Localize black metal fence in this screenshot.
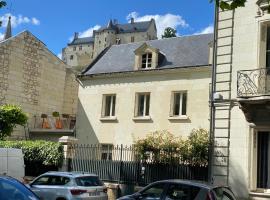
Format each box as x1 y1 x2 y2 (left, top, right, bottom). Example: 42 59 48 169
70 144 208 185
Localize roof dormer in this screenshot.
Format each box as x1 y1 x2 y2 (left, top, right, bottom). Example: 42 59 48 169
134 43 159 70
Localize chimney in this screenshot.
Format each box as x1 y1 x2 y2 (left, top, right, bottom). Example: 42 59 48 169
130 17 134 24
74 32 79 40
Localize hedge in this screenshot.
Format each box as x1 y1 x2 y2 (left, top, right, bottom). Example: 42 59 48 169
0 140 64 167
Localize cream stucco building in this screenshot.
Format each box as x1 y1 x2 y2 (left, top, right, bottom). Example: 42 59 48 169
76 34 213 147
62 18 157 72
0 21 78 141
210 0 270 199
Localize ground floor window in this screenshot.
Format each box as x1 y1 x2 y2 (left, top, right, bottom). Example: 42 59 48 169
257 132 270 188
101 144 113 160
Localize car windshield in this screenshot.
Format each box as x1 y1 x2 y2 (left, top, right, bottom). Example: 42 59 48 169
75 176 103 187
0 178 39 200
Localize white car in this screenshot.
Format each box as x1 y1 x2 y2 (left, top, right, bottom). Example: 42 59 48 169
28 171 108 200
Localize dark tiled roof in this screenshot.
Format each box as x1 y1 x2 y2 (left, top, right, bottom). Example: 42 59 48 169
68 37 94 46
83 34 213 76
96 21 152 34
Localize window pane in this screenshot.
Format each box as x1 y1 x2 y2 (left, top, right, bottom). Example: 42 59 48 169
165 184 201 200
105 96 111 116
267 26 270 51
266 52 270 68
257 132 270 188
112 96 116 116
142 63 146 68
75 176 103 186
182 93 187 115
141 183 165 200
147 63 152 68
148 53 152 58
145 94 150 116
138 95 145 116
173 93 180 116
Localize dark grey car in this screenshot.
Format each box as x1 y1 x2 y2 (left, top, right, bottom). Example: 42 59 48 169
118 180 237 200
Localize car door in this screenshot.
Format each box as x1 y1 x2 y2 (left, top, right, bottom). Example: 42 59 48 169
164 183 202 200
138 182 168 200
30 175 58 200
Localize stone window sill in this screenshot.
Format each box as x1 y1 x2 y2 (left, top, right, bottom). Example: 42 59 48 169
250 190 270 198
133 116 152 121
100 116 117 122
168 115 189 120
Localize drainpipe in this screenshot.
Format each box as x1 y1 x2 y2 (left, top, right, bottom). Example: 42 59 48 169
208 0 219 184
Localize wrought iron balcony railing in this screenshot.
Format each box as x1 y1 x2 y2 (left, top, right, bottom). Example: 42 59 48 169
237 68 270 98
31 114 76 132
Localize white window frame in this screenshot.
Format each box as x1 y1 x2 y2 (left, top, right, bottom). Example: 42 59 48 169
141 53 152 69
170 91 187 117
101 94 116 118
135 93 150 117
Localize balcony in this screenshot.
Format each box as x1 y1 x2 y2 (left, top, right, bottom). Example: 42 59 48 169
29 114 76 141
237 68 270 123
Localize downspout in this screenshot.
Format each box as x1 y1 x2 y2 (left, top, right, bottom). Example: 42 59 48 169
208 0 219 183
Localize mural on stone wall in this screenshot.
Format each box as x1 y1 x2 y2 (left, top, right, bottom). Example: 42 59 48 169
0 45 10 105
22 33 42 105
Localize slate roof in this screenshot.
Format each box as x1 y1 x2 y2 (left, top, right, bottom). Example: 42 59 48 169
96 20 152 34
68 37 94 46
82 34 213 76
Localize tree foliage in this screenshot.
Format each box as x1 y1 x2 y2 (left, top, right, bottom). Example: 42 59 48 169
211 0 246 10
134 129 209 166
162 27 177 38
0 1 6 26
0 104 28 140
0 140 64 166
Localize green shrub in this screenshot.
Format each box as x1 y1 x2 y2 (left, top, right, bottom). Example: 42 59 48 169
134 129 209 166
0 140 64 166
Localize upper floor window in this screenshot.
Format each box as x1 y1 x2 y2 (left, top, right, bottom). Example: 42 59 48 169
131 36 135 43
102 94 116 117
141 53 152 69
79 45 82 51
73 46 76 51
70 55 74 60
135 93 150 117
267 26 270 68
171 91 187 116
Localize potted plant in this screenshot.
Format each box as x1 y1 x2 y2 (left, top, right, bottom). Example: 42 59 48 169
41 114 50 129
52 111 62 129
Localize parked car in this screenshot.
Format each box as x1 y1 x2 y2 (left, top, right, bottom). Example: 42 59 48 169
28 171 108 200
118 179 237 200
0 175 40 200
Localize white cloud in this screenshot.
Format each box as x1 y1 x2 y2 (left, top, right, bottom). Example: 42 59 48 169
69 25 101 42
0 32 4 40
57 53 62 59
126 12 188 38
194 25 214 35
0 13 41 28
32 17 40 25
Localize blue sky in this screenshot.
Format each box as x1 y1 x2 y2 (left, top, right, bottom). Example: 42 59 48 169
0 0 214 57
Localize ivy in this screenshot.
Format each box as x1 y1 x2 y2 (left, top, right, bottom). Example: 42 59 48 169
0 140 64 166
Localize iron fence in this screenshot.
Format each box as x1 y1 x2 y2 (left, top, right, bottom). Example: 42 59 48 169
237 68 270 97
70 144 208 185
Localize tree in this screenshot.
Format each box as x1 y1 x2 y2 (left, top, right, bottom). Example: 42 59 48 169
162 27 177 39
211 0 246 10
0 104 28 140
0 1 6 26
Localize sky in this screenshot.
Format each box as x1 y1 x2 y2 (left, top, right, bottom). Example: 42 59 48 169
0 0 214 58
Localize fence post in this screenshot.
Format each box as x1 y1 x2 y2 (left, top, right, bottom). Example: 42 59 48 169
119 144 123 183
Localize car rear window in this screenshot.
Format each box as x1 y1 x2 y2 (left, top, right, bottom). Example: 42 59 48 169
75 176 103 187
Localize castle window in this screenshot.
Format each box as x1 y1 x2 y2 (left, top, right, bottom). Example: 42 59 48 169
105 37 107 42
70 55 74 60
141 53 152 69
131 36 135 43
79 46 82 50
73 47 76 51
